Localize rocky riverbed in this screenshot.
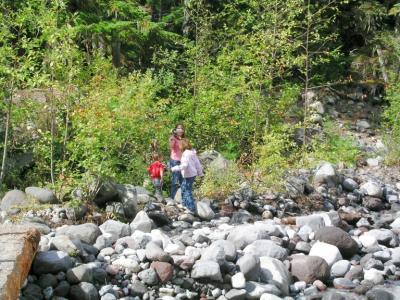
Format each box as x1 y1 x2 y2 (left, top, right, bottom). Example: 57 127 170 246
4 158 399 300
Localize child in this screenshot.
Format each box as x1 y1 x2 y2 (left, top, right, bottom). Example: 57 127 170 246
147 153 166 201
171 139 203 213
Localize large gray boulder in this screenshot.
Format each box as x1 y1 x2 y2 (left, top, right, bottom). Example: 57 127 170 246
130 211 153 233
227 224 270 250
197 200 215 220
291 255 330 283
25 187 58 204
314 227 359 258
50 235 85 257
56 223 101 245
115 184 138 219
360 181 383 198
191 260 222 282
236 254 260 281
0 189 29 212
99 220 130 243
70 282 99 300
259 257 291 296
309 241 342 267
314 163 338 186
243 240 287 260
33 251 74 275
93 180 118 206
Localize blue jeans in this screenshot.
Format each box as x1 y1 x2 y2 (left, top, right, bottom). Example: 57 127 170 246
170 159 183 199
181 176 196 212
152 178 163 199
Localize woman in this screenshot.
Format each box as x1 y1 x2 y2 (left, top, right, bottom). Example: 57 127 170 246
171 138 203 212
169 124 185 199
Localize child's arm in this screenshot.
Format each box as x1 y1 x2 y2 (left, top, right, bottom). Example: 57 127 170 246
194 155 204 177
171 152 188 171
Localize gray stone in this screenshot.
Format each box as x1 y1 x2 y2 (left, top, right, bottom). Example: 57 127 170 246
245 282 281 299
69 282 99 300
54 280 70 297
314 227 359 258
56 223 101 245
225 289 246 300
342 178 359 192
50 235 85 257
260 294 283 300
101 294 117 300
33 251 74 275
231 272 246 289
291 255 330 283
331 260 351 277
99 220 131 243
259 257 291 296
25 187 58 204
309 241 342 266
37 274 58 289
138 268 158 285
130 281 147 297
314 163 338 186
115 184 138 219
236 254 260 281
66 263 105 284
210 240 237 261
360 181 383 198
243 240 287 260
227 224 270 250
130 211 153 233
196 200 215 220
0 189 28 212
191 260 222 282
296 215 325 232
145 242 171 262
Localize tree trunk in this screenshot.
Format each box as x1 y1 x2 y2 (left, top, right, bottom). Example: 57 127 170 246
0 83 13 186
50 84 56 188
182 0 190 37
111 31 121 68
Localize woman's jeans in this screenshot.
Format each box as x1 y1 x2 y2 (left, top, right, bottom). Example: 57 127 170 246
181 176 196 212
170 159 183 199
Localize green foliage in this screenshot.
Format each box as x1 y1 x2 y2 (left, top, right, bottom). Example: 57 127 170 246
307 121 361 167
199 163 244 200
382 83 400 165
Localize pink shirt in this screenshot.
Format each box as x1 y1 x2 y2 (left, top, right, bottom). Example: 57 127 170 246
172 149 204 178
169 136 182 161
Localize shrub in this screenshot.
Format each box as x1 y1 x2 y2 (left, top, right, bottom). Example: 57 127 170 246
198 162 244 200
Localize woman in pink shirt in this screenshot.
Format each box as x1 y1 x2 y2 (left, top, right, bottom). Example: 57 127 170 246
169 124 185 199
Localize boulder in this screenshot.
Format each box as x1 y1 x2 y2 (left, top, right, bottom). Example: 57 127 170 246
138 268 158 285
245 282 281 299
227 224 270 250
56 223 101 245
69 282 99 300
314 163 338 186
191 260 222 282
0 190 28 212
145 242 171 262
114 184 138 219
196 201 215 220
309 241 343 266
296 215 325 232
50 235 85 257
259 257 291 296
236 254 260 281
360 181 383 199
209 240 237 261
243 240 287 260
363 197 385 211
331 260 351 278
32 251 74 275
130 211 153 233
342 178 359 192
291 256 330 283
93 180 118 206
231 272 246 289
25 187 58 204
99 220 130 243
314 227 358 258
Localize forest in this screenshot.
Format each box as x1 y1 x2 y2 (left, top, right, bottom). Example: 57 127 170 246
1 0 400 201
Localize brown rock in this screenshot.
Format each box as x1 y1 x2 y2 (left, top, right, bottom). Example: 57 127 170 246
339 211 362 224
281 217 296 225
291 256 330 283
150 261 173 283
0 225 40 300
314 226 359 258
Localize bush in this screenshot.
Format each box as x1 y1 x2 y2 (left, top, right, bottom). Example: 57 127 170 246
199 162 244 200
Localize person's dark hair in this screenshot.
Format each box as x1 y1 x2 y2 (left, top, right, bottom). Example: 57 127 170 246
152 152 161 161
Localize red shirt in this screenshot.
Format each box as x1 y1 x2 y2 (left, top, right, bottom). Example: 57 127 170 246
147 161 165 179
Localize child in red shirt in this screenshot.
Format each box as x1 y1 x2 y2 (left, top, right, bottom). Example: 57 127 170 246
147 153 166 201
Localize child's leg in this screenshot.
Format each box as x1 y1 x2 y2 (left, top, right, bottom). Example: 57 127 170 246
153 179 163 199
182 177 196 212
170 160 181 199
